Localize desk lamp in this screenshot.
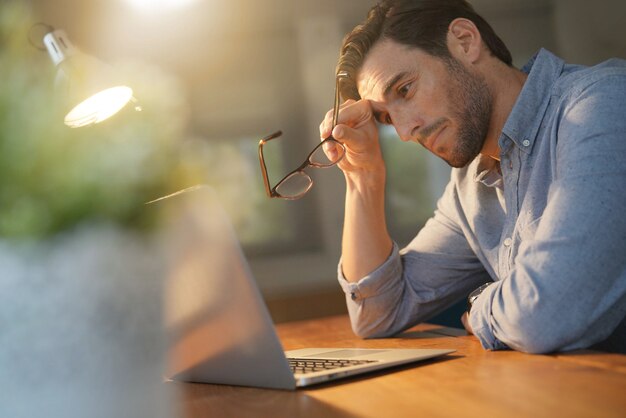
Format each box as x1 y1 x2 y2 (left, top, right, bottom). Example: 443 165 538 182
42 28 134 128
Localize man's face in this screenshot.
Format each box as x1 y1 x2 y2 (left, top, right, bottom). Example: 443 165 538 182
357 39 493 168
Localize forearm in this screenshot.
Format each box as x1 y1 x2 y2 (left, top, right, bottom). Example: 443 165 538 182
338 177 493 338
341 169 393 282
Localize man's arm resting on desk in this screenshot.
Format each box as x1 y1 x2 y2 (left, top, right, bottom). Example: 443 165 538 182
338 180 492 339
469 77 626 354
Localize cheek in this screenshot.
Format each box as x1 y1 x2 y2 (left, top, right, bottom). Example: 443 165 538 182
417 84 449 118
403 94 435 124
441 85 467 124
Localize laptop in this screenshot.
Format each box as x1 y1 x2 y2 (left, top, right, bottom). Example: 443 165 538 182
153 186 454 390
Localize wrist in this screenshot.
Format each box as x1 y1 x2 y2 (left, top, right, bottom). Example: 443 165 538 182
467 282 493 313
344 167 386 194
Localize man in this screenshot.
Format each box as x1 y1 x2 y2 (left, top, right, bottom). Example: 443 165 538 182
319 0 626 353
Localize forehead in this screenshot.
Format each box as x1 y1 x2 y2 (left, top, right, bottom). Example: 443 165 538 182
357 39 430 100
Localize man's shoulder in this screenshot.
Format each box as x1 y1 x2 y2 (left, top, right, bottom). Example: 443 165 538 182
550 57 626 160
554 57 626 100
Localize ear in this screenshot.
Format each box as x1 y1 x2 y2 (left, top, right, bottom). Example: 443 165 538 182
447 18 482 64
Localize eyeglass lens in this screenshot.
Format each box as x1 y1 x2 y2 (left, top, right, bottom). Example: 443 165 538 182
275 171 312 199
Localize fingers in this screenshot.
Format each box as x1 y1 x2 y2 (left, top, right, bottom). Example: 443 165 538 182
322 139 342 163
461 312 473 335
323 142 344 163
319 99 361 140
331 124 358 144
329 100 376 148
318 98 381 173
319 109 333 140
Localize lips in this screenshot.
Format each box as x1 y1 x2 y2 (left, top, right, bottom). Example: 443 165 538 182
425 125 447 151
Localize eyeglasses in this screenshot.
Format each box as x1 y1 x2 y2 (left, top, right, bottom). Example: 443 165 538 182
258 71 348 200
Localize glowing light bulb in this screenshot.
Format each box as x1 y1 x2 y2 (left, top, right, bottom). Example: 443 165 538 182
43 29 135 128
64 86 134 128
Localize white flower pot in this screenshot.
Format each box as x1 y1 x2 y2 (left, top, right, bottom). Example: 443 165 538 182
0 224 171 418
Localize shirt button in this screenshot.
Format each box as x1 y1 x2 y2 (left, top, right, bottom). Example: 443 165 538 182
522 139 530 147
503 237 512 247
350 292 357 301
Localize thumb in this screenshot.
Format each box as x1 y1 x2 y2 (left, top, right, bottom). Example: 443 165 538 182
332 125 345 139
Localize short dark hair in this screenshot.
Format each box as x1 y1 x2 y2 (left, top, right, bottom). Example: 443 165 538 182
337 0 512 100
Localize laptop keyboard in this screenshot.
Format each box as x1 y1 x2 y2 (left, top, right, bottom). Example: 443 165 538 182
288 358 378 374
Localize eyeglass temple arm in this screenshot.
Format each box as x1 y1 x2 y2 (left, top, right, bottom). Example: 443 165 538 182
258 131 283 198
332 71 349 129
259 71 348 198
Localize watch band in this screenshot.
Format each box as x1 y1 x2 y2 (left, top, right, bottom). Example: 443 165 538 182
467 282 493 313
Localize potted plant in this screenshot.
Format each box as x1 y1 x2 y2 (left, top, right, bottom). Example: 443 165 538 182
0 3 189 417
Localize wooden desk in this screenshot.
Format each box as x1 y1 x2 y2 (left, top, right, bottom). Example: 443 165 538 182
169 315 626 417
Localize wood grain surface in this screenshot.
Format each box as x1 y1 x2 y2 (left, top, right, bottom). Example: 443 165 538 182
169 315 626 418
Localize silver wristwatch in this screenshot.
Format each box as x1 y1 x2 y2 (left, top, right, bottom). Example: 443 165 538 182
467 282 493 313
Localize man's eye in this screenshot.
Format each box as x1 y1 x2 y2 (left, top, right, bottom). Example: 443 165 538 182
398 83 411 97
384 114 392 124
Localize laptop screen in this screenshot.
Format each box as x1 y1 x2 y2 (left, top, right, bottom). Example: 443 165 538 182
154 187 296 389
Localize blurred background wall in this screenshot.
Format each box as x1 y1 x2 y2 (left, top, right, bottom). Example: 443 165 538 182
14 0 626 323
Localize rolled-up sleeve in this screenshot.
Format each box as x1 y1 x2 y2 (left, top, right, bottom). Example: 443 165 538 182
338 181 492 339
337 243 404 338
338 242 403 303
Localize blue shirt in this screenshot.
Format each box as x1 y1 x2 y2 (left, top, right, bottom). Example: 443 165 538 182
337 49 626 353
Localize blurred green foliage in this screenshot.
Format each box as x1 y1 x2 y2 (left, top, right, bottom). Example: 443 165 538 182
0 2 189 239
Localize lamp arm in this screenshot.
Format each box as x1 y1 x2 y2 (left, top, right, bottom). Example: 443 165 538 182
43 29 79 66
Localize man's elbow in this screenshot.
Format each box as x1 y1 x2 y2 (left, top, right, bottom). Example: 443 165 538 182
500 317 570 354
350 316 400 339
351 322 393 339
510 335 560 354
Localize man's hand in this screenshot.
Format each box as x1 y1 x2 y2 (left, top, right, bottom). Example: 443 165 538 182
319 99 384 176
461 312 474 335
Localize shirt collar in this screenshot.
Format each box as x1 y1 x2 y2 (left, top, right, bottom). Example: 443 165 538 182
473 154 503 189
500 49 565 155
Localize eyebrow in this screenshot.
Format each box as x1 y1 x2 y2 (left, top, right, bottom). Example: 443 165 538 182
372 72 407 124
382 72 407 99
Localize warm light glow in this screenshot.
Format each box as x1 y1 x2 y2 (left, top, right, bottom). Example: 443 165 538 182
64 86 134 128
124 0 198 13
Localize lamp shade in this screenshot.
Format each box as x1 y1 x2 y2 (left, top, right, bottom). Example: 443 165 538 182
43 29 134 128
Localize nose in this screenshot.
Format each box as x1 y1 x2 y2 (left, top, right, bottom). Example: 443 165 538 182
390 109 422 143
